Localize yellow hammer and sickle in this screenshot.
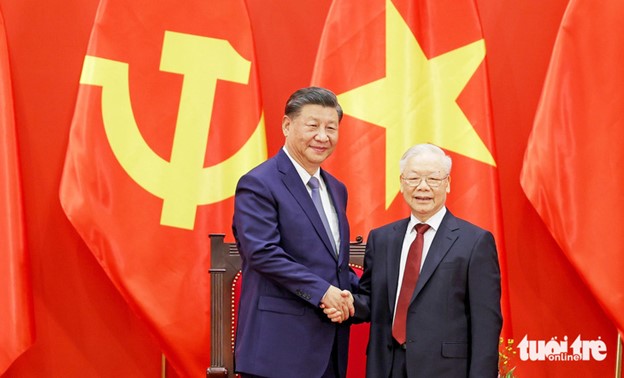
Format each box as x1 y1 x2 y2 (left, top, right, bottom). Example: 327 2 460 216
79 31 267 230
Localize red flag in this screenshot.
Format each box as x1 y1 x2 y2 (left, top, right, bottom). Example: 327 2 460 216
312 0 512 341
59 0 266 375
0 8 35 375
521 0 624 333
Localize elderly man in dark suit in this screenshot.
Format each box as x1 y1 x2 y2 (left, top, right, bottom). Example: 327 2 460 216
232 87 358 378
329 143 502 377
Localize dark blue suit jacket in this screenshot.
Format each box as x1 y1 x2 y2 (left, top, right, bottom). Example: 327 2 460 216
232 149 357 378
353 210 502 377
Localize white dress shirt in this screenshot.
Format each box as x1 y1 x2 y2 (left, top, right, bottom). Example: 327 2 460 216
393 207 447 320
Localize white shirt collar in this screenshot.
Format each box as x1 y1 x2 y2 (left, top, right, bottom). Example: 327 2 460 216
283 146 322 185
408 207 446 232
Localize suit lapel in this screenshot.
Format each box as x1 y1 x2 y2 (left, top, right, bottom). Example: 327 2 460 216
277 151 338 261
412 212 459 301
386 219 410 314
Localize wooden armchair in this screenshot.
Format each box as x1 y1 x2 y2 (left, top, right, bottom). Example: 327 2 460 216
207 233 369 377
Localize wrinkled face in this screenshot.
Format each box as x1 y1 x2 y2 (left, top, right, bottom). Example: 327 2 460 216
282 104 339 174
400 153 451 222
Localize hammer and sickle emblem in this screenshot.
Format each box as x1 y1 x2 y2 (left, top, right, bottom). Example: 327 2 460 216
79 31 267 230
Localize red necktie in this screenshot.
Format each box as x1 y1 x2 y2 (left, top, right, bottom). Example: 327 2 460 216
392 223 430 345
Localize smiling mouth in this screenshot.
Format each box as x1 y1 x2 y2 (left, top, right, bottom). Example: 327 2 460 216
310 146 327 153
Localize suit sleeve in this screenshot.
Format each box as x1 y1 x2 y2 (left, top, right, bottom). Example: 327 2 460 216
468 230 503 377
352 230 376 323
233 173 332 306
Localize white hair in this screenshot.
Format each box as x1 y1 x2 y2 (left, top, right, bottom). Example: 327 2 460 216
399 143 452 174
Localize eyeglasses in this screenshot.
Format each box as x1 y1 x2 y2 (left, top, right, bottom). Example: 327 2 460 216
401 174 448 188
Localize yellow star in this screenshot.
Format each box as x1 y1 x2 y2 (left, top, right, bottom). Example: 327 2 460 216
337 0 496 208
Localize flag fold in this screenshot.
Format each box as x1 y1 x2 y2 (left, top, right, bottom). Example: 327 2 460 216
521 0 624 333
0 8 35 375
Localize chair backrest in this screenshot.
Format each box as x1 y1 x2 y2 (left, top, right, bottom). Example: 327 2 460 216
207 233 368 377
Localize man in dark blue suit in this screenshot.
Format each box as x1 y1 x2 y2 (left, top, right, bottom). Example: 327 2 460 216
330 143 502 377
232 87 358 378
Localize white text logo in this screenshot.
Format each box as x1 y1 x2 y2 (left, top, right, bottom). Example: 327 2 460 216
517 335 607 361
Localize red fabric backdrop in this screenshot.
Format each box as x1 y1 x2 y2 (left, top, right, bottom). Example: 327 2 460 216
0 0 618 377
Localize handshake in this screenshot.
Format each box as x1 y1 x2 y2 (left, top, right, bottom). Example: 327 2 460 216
320 285 355 323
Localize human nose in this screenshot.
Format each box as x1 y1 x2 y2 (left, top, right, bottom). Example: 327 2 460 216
415 178 431 189
315 127 330 142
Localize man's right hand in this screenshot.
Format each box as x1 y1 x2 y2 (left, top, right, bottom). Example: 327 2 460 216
320 286 354 323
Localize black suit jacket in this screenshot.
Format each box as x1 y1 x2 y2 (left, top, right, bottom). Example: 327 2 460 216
353 210 502 377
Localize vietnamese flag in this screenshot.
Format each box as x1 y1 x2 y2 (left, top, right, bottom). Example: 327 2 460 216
0 8 35 375
312 0 512 339
521 0 624 333
59 0 266 375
